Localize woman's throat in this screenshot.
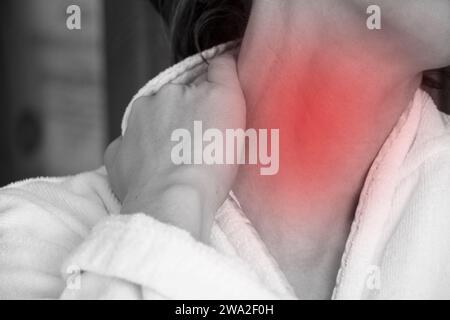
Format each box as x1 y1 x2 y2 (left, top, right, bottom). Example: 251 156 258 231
238 52 419 192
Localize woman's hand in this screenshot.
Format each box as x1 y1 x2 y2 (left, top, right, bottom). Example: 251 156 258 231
104 54 246 242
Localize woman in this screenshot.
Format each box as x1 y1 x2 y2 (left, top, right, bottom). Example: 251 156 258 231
0 0 449 299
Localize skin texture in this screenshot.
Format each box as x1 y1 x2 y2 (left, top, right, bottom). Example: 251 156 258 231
104 54 246 242
105 0 450 299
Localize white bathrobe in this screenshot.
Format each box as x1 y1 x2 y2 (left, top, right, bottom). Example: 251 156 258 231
0 42 449 300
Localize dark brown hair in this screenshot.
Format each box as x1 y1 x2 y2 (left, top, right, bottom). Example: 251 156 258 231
150 0 251 63
150 0 448 90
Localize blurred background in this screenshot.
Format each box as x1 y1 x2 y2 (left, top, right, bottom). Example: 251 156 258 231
0 0 170 186
0 0 449 187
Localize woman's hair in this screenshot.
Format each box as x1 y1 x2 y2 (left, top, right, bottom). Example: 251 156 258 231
149 0 448 90
149 0 251 63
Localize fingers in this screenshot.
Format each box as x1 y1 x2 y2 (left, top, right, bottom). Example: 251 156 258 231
192 73 208 86
207 53 241 90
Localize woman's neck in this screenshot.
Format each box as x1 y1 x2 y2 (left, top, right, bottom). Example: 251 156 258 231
235 0 422 220
234 0 422 298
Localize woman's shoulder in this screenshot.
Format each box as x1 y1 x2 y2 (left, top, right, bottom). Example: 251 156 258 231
0 167 117 298
402 90 450 173
395 90 450 219
0 167 119 227
2 167 118 207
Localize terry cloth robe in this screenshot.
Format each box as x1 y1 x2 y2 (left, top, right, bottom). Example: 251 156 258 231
0 42 449 300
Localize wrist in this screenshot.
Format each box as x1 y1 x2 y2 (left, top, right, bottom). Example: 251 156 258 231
121 184 208 241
